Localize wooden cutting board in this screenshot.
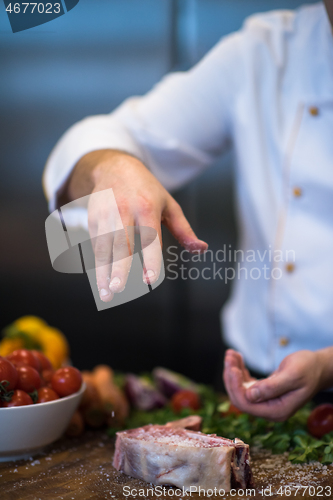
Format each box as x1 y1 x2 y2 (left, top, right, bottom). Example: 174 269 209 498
0 431 332 500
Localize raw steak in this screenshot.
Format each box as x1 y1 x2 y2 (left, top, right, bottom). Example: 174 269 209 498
113 423 253 491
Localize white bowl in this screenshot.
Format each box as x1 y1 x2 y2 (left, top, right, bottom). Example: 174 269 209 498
0 382 85 462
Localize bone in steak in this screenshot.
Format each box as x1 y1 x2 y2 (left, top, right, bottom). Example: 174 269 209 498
113 423 253 491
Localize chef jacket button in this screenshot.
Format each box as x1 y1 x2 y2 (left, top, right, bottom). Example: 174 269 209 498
286 263 295 273
309 106 319 116
279 337 290 347
293 187 302 197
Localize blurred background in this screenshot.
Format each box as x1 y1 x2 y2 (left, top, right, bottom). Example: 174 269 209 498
0 0 313 385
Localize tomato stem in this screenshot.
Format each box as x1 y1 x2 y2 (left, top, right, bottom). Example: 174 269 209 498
0 380 14 402
28 389 38 404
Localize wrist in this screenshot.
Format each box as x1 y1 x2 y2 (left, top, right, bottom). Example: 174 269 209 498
66 149 129 201
92 150 147 192
91 150 130 188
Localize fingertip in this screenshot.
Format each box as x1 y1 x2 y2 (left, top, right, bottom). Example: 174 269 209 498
226 348 236 354
224 352 236 369
183 240 208 254
226 348 241 358
225 350 243 371
245 386 260 403
109 277 125 293
143 269 158 285
234 350 244 361
99 288 114 302
225 349 235 360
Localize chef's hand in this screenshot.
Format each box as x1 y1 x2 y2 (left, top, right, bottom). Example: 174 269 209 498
61 149 208 302
223 348 325 421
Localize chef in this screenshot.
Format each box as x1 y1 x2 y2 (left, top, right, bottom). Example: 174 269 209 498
43 1 333 421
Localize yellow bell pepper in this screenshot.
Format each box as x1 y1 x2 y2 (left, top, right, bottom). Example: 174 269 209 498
37 327 69 369
14 315 47 333
0 338 23 357
0 316 70 369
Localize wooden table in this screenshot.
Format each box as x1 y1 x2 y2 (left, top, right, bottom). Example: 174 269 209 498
0 431 332 500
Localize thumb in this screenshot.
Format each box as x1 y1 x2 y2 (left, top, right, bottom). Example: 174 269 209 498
163 199 208 253
245 371 298 403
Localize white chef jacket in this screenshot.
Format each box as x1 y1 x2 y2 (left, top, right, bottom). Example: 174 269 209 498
43 2 333 374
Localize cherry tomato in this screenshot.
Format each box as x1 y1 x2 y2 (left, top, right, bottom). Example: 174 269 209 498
7 349 41 372
37 387 59 403
31 351 52 371
220 403 243 417
171 390 201 413
51 367 82 397
307 404 333 438
41 368 55 386
16 365 41 393
0 356 18 392
2 390 33 407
